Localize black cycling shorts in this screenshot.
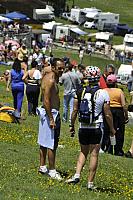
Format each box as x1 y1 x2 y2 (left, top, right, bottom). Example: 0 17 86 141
78 128 103 145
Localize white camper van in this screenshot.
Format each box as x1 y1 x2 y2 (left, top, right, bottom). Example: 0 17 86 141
96 12 119 31
95 32 113 49
52 24 87 40
33 5 55 21
84 12 119 30
117 64 133 84
70 7 101 26
113 34 133 53
84 8 101 29
69 8 87 25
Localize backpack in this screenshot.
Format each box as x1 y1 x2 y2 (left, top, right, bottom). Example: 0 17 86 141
78 85 100 124
0 106 20 123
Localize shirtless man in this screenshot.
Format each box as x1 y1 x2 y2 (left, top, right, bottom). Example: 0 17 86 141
38 58 65 180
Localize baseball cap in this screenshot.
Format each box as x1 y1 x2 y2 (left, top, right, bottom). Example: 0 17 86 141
107 74 117 83
71 60 77 66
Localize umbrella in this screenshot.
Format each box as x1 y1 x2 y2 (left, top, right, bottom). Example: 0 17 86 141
0 16 13 22
5 40 20 48
5 11 28 20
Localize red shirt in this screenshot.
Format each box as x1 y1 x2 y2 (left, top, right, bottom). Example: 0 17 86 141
99 75 107 89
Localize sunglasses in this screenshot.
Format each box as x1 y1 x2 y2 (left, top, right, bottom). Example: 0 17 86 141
108 72 114 75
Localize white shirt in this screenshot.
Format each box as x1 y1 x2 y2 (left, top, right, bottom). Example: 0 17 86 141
80 89 110 128
33 53 43 65
33 70 42 80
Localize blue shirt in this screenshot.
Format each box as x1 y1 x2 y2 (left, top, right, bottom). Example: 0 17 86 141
11 69 24 89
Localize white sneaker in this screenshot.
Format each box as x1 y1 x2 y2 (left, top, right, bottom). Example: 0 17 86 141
99 148 104 153
87 183 97 190
38 166 48 175
65 175 80 184
48 170 62 181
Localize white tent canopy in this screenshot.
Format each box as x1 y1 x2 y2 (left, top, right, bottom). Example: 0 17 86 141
113 44 133 53
35 8 53 15
0 16 12 22
43 21 62 30
124 34 133 43
118 64 133 76
96 32 113 40
70 27 87 35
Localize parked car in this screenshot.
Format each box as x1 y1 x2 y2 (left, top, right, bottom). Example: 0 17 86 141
102 23 133 36
60 12 70 20
84 21 96 29
113 24 133 36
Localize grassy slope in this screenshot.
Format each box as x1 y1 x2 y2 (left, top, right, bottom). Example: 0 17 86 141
0 51 133 200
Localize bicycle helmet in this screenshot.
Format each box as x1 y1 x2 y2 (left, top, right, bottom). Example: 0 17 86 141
85 66 101 82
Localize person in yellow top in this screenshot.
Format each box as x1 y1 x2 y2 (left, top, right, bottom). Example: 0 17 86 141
17 44 28 62
105 74 128 156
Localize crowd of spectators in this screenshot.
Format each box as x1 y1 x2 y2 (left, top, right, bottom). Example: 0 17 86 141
0 21 30 37
0 30 132 189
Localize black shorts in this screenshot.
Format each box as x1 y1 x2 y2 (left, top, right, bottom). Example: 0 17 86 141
54 113 61 149
78 128 103 145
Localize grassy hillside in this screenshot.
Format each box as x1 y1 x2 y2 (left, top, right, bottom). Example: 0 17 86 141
67 0 133 27
0 50 133 200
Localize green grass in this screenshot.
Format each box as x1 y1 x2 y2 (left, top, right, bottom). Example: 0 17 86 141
0 51 133 200
52 47 121 71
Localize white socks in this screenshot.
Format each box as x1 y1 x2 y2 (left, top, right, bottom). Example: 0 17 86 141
74 173 80 179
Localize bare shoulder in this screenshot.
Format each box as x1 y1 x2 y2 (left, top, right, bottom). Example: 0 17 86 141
41 72 55 90
43 66 51 74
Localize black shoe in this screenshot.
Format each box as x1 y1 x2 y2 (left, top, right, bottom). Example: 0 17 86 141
125 151 133 158
115 151 124 156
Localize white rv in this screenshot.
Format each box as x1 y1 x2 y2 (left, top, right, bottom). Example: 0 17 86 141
84 8 101 29
117 64 133 84
113 34 133 53
54 25 71 40
70 7 101 25
96 12 119 30
84 12 119 30
69 8 87 25
95 32 114 49
33 5 55 21
52 24 87 40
